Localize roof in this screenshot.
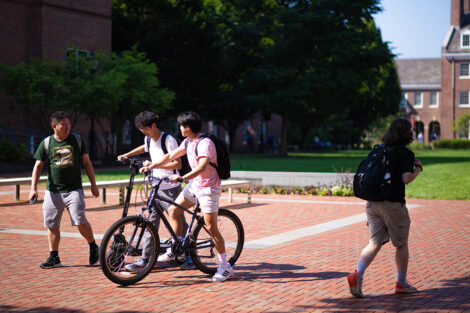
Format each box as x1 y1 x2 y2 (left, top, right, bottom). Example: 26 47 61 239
394 58 441 90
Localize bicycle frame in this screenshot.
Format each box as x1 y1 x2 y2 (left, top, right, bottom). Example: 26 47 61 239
145 175 204 256
121 158 142 219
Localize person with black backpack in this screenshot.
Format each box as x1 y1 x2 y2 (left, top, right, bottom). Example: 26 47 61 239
347 118 423 298
117 111 189 271
140 111 234 282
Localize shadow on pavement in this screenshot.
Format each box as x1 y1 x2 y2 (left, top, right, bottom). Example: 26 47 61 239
0 306 83 313
0 306 148 313
222 202 264 210
230 262 349 282
291 275 470 312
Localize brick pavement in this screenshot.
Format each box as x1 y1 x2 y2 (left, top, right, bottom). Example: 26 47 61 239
0 186 469 312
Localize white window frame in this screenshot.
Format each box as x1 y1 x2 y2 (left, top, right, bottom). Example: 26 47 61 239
460 63 470 78
413 92 423 108
459 91 470 107
461 31 470 48
429 91 439 108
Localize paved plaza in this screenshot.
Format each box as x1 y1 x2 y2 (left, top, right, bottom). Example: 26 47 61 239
0 184 469 312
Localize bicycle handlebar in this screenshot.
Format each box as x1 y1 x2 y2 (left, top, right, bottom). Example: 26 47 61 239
118 157 143 169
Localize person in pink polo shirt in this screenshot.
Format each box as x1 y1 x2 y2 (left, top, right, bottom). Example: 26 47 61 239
141 111 234 282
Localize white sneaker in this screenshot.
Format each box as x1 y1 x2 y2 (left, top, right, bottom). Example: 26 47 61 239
157 248 185 263
124 259 148 272
212 265 234 282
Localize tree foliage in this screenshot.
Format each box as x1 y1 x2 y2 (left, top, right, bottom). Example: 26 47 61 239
112 0 400 153
0 49 174 154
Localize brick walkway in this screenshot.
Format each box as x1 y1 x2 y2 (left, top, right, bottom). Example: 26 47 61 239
0 186 469 312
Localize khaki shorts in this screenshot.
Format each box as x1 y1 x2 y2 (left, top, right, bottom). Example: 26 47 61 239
43 189 88 228
182 182 221 214
366 201 411 247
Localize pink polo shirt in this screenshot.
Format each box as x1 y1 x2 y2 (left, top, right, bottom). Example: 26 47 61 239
181 134 221 188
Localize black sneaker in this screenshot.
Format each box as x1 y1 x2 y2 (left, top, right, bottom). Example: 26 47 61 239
40 255 62 269
89 244 99 265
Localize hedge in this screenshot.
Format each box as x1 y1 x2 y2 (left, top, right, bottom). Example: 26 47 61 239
433 139 470 149
0 139 27 163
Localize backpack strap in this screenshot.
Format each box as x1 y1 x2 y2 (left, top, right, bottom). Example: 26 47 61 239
146 136 151 152
43 136 51 156
160 132 169 154
160 132 176 174
195 134 217 169
72 133 82 155
43 133 82 161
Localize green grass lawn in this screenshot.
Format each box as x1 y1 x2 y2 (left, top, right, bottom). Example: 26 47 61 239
87 149 470 200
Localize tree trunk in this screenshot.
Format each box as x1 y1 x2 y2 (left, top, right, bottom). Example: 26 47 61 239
280 111 289 156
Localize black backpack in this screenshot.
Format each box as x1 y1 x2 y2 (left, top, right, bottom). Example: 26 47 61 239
353 144 395 201
146 132 191 176
187 133 231 180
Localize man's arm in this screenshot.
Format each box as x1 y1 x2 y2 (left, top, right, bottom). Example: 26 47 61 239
402 159 423 184
141 146 186 173
180 156 209 181
82 153 99 197
117 145 146 160
28 160 44 202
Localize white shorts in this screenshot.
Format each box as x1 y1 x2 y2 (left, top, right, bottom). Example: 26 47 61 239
182 182 221 213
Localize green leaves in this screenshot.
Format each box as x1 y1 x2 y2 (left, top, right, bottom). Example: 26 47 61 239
0 49 174 134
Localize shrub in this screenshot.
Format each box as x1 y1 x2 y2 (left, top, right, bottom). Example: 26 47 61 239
433 139 470 149
0 139 27 163
330 185 354 196
409 142 433 150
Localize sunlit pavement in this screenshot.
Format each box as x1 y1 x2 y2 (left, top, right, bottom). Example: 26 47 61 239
0 185 469 312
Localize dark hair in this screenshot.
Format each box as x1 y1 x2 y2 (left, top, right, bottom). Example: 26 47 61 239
50 111 69 124
134 111 159 129
177 111 201 133
381 118 413 147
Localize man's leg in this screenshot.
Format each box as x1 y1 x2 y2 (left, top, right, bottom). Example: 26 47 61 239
41 190 64 268
168 193 193 237
65 190 99 265
47 228 61 251
203 212 225 254
395 244 409 277
357 240 382 276
77 223 95 243
157 193 194 262
205 212 235 282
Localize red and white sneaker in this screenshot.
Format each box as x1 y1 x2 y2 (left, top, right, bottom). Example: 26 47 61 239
347 270 363 298
395 281 418 294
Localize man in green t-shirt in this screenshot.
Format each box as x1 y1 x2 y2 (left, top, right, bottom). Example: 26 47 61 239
28 111 100 269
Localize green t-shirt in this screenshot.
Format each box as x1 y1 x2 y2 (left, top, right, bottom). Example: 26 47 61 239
34 134 88 193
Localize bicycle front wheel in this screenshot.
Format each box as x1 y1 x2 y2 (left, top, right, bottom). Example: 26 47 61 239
99 215 159 285
190 208 244 275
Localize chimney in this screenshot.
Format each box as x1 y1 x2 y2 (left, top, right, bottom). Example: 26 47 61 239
451 0 463 26
465 0 470 14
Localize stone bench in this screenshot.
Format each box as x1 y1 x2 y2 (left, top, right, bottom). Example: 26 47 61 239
0 177 252 205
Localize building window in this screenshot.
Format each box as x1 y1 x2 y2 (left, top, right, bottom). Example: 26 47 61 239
429 92 438 108
413 92 423 108
459 91 470 107
460 63 470 77
462 33 470 48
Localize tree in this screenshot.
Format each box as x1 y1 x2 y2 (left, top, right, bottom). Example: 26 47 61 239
247 0 400 153
0 49 174 157
453 113 470 138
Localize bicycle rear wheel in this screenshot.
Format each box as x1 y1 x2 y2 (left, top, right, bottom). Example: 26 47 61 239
190 208 244 275
99 215 159 285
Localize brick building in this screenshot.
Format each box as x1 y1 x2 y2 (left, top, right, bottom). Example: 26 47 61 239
396 0 470 143
0 0 111 155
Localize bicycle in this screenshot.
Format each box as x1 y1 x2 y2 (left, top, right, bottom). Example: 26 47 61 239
99 158 245 285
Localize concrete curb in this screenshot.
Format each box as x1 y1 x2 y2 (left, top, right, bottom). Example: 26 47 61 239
230 170 354 187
